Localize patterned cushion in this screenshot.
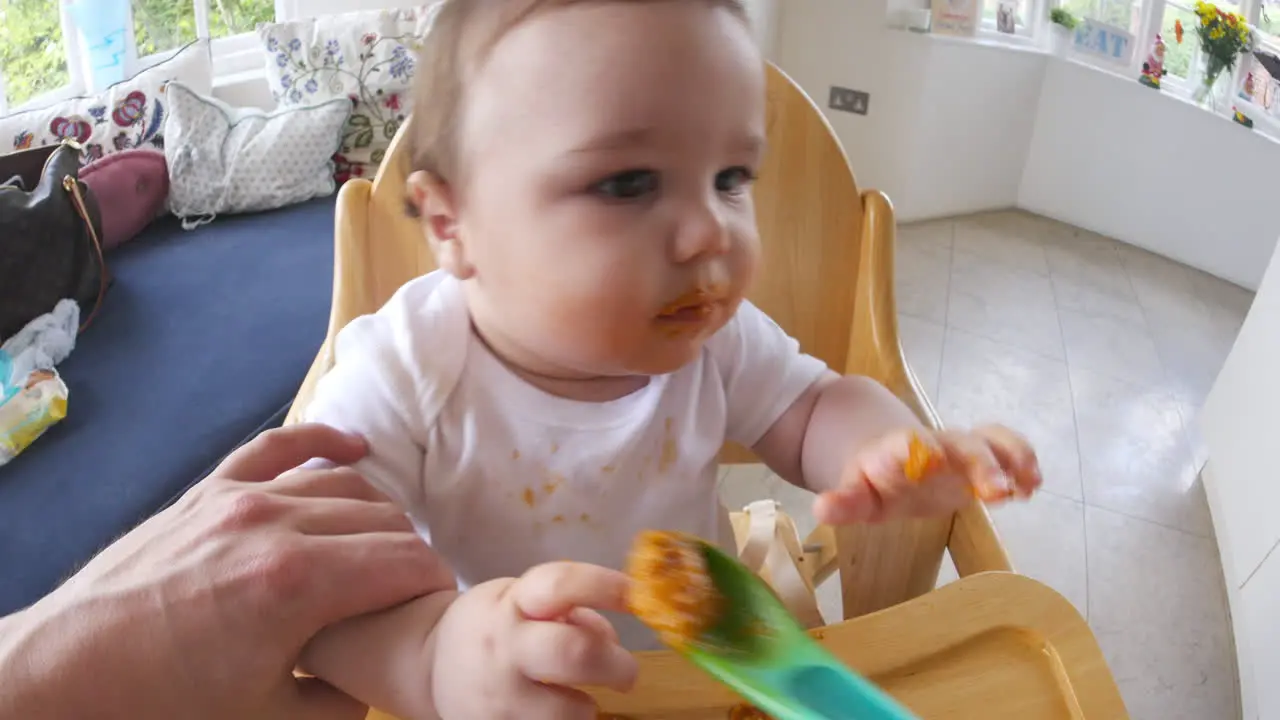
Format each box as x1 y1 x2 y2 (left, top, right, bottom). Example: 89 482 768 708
162 82 351 225
257 5 439 182
0 41 212 164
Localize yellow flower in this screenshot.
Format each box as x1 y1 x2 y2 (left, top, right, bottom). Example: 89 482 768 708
1210 26 1225 39
1202 15 1211 26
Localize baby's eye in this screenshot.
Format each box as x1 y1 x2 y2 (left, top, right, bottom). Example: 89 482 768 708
592 170 659 200
715 166 756 194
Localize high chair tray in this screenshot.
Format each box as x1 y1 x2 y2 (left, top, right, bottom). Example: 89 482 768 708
367 571 1127 720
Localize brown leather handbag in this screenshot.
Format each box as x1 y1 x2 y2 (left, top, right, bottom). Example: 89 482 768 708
0 140 108 342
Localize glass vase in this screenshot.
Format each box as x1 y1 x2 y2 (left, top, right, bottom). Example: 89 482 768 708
1193 56 1230 113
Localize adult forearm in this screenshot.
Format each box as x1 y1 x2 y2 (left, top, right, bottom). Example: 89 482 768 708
799 375 921 493
0 601 98 719
300 589 458 720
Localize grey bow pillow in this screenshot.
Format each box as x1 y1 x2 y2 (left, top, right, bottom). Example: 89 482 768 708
162 81 352 227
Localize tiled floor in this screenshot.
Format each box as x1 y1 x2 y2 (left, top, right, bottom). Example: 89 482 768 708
718 210 1254 720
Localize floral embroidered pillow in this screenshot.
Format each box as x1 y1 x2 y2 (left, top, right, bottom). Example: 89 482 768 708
0 41 212 164
258 5 438 183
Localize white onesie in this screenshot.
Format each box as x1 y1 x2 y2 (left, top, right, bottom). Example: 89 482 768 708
304 270 828 649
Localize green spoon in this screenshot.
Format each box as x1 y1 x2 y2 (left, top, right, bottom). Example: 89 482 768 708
672 539 921 720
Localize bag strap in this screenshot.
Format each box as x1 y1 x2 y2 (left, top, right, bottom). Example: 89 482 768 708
62 175 108 333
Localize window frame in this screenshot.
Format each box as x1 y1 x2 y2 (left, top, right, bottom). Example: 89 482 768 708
1049 0 1149 71
979 0 1049 45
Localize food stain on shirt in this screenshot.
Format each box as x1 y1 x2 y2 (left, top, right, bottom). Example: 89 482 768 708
542 471 565 496
658 417 678 474
552 514 566 523
580 512 591 523
522 487 536 507
512 449 520 460
601 464 616 474
550 441 560 454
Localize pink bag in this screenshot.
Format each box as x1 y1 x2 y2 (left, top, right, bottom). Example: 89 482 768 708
79 148 169 250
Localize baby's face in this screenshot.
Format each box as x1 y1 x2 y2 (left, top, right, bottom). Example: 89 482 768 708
451 1 765 378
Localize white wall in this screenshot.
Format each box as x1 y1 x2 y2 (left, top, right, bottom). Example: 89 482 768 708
773 1 1045 222
1020 58 1280 290
774 0 1280 288
1201 236 1280 720
900 38 1046 220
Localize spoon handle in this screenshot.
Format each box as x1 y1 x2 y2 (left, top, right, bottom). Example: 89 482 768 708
782 663 919 720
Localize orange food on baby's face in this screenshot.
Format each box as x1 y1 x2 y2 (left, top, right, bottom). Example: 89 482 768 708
625 530 723 648
902 433 942 482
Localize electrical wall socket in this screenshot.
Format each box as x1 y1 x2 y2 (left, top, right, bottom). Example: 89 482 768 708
828 86 870 115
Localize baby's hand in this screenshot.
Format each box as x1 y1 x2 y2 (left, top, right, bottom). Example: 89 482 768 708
813 424 1042 524
430 562 637 720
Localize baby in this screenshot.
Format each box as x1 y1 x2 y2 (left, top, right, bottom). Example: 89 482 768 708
301 0 1042 718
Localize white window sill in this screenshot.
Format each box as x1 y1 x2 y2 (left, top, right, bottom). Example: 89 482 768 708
213 67 267 88
888 25 1050 57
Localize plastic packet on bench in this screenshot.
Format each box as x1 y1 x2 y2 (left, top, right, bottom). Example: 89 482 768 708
0 362 69 468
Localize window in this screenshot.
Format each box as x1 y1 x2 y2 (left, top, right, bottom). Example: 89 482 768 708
983 0 1034 34
1256 0 1280 32
1061 0 1144 33
1243 3 1280 112
0 0 273 113
1161 1 1199 80
133 0 273 57
0 0 72 109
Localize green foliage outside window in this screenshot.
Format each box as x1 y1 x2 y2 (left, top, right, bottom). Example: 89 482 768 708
1162 4 1197 78
0 0 273 110
0 0 70 108
132 0 274 57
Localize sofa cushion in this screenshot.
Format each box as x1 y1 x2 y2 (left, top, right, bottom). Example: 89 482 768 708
0 196 335 615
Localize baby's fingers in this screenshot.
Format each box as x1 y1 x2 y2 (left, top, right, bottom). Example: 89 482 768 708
514 619 638 692
973 424 1042 497
513 562 631 621
517 683 601 720
938 430 1011 501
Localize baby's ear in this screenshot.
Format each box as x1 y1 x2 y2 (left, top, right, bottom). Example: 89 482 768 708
407 170 474 279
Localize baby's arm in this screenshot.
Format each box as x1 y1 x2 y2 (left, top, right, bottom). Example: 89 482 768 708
718 302 1040 523
752 373 921 493
301 590 458 717
297 311 457 716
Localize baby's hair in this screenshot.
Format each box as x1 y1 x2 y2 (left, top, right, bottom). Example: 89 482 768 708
406 0 748 211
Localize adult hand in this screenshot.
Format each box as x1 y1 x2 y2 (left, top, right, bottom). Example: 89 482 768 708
0 423 453 720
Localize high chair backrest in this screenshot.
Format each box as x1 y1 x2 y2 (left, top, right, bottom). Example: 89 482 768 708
289 62 1008 621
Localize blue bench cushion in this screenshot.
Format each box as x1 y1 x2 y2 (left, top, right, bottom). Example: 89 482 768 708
0 197 336 615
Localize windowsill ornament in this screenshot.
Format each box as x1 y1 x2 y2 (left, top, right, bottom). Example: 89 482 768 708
1139 33 1169 89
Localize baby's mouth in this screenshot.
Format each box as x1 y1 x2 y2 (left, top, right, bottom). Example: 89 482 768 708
656 288 726 324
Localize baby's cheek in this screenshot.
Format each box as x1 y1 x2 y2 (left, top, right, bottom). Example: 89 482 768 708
514 292 640 361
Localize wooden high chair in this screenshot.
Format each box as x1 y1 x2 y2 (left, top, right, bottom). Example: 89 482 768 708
287 63 1127 719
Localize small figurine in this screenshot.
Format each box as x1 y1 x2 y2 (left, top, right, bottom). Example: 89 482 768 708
1139 33 1168 89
